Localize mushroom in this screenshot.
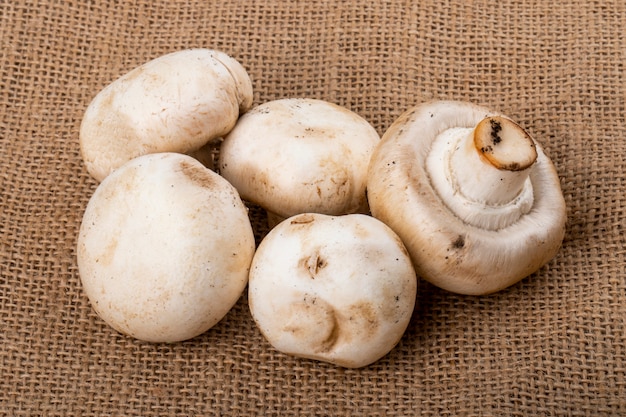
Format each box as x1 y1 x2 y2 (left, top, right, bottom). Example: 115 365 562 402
80 48 253 182
367 100 566 295
218 98 381 227
248 213 417 368
76 152 256 342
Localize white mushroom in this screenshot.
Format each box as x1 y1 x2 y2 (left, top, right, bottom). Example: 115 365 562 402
248 213 417 368
76 153 256 342
367 100 566 295
80 48 253 182
218 98 380 227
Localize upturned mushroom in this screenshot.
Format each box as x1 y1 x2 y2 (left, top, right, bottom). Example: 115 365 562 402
367 100 566 295
76 153 256 342
218 98 381 226
80 48 253 182
248 213 417 368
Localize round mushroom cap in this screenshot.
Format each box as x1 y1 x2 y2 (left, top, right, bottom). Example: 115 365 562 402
248 213 417 368
76 153 256 342
218 98 381 220
80 48 253 182
367 100 567 295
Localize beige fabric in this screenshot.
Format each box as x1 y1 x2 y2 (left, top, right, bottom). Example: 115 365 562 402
1 0 625 414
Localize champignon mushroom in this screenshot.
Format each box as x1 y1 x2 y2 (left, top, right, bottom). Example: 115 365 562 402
248 213 417 368
367 100 566 295
80 48 253 182
76 152 256 342
218 98 381 227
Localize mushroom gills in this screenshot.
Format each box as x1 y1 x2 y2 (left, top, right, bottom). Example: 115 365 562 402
426 116 537 230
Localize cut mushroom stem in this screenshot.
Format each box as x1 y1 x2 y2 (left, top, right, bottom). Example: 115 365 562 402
427 116 538 230
473 116 538 173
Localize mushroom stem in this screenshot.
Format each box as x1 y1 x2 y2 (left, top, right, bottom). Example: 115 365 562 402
426 116 538 230
453 116 537 205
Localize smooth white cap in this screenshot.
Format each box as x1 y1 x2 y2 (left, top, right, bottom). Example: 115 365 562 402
77 153 256 342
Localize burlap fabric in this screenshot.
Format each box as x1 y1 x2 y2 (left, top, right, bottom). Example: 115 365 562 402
1 0 625 415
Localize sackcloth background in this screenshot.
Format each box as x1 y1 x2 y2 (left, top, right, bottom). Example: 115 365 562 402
1 0 625 415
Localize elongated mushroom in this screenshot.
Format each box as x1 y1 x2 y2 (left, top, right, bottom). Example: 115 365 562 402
218 98 380 227
80 48 253 182
76 153 256 342
367 100 566 295
248 213 417 368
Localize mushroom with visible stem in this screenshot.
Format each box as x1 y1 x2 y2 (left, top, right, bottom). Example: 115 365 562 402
367 100 566 295
218 98 381 228
76 153 256 342
248 213 417 368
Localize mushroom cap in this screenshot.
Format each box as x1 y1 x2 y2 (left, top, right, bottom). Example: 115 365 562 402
76 153 256 342
80 48 253 182
248 213 417 368
218 98 381 219
367 100 567 295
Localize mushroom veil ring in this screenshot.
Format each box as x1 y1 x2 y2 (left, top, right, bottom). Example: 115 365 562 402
367 100 566 295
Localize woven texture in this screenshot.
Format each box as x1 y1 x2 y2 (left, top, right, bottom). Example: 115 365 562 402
1 0 625 415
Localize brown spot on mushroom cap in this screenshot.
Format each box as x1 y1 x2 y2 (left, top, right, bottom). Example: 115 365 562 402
299 251 327 279
97 237 119 267
345 301 379 341
380 285 410 323
289 213 316 226
451 235 465 249
179 159 216 188
281 297 339 354
80 101 145 182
